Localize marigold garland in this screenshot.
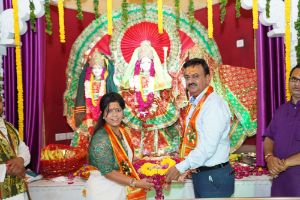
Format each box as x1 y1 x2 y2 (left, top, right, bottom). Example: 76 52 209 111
207 0 213 38
235 0 241 18
295 0 300 64
107 0 113 35
45 0 52 35
252 0 258 29
157 0 163 34
285 0 291 100
139 157 176 176
12 0 24 140
29 0 37 31
76 0 83 20
58 0 65 43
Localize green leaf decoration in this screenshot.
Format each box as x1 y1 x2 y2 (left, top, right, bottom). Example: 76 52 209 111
175 0 180 27
189 0 195 29
45 0 52 35
93 0 100 19
122 0 129 26
235 0 241 18
29 0 37 31
141 0 146 18
76 0 83 20
220 0 227 23
266 0 270 18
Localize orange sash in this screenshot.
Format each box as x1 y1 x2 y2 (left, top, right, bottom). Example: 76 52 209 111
104 124 146 200
180 86 214 158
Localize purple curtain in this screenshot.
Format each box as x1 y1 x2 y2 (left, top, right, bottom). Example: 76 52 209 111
256 23 286 166
3 0 45 173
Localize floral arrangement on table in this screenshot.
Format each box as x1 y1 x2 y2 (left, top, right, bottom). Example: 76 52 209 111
133 157 180 200
230 153 269 179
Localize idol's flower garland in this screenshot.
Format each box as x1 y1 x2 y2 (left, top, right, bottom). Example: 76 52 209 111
29 0 37 31
285 0 291 100
207 0 213 38
266 0 270 18
58 0 65 43
93 0 100 19
134 60 155 113
76 0 83 20
220 0 227 23
45 0 52 35
134 157 179 200
157 0 163 34
84 67 106 121
175 0 180 27
252 0 258 29
12 0 24 140
141 0 147 18
295 0 300 64
188 0 195 29
235 0 241 18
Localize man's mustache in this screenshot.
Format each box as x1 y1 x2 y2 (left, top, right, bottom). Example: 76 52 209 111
188 83 197 87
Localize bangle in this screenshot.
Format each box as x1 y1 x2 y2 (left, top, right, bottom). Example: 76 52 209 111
129 178 136 187
264 153 273 161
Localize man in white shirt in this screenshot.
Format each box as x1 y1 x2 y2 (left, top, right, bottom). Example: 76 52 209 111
166 58 234 197
0 96 31 200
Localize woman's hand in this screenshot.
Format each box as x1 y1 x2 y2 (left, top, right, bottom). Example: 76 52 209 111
135 178 154 190
266 156 285 176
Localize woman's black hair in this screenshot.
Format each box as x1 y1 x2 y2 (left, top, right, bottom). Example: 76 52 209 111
93 92 125 133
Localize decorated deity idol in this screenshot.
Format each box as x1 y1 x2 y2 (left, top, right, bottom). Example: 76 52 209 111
71 50 117 149
120 41 184 158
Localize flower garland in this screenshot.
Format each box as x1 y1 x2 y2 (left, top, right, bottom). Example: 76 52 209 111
29 0 37 31
252 0 258 29
235 0 241 18
58 0 66 43
157 0 163 34
12 0 24 140
76 0 83 20
220 0 227 23
134 60 155 112
188 0 195 29
45 0 52 35
93 0 100 18
84 67 106 121
139 157 176 176
295 0 300 64
207 0 213 38
285 0 291 100
175 0 180 28
107 0 113 35
266 0 270 18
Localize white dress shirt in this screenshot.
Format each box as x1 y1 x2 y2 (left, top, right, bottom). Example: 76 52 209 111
0 117 30 200
176 87 231 173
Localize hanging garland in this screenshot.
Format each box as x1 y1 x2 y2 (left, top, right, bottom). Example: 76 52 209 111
12 0 24 140
207 0 213 38
157 0 163 34
188 0 195 29
175 0 180 27
58 0 66 43
220 0 227 23
235 0 241 18
175 0 180 28
122 0 129 26
45 0 52 35
295 0 300 64
93 0 100 18
141 0 146 18
107 0 113 35
29 0 37 31
76 0 83 20
266 0 270 18
285 0 291 100
252 0 258 29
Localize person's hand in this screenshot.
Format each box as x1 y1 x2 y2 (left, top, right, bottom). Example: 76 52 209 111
135 178 154 191
266 156 285 176
165 166 180 183
177 171 190 182
6 157 26 178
